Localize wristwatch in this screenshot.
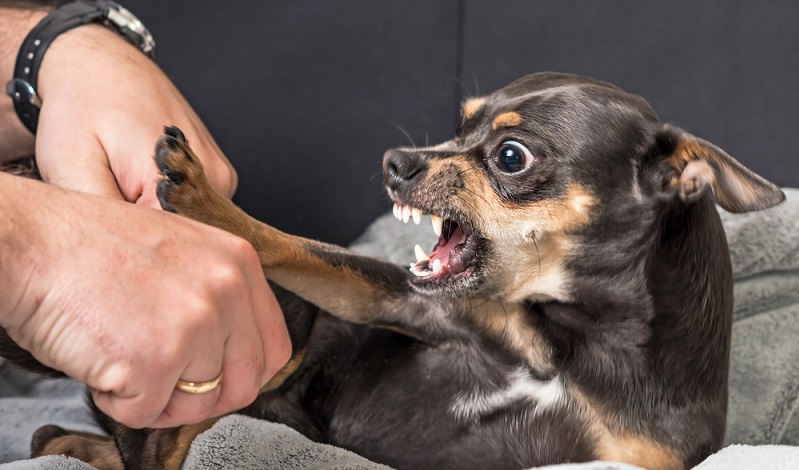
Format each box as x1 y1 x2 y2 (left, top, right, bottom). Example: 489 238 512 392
5 0 155 134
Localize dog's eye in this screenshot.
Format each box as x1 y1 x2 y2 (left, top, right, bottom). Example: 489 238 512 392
494 141 533 173
455 124 464 137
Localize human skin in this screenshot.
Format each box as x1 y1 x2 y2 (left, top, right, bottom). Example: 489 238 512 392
0 4 291 429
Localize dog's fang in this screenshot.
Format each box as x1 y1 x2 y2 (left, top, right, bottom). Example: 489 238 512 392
414 244 430 262
432 259 443 275
393 203 401 221
431 215 443 237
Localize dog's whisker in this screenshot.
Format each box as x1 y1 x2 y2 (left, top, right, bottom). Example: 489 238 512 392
531 233 542 290
391 123 417 149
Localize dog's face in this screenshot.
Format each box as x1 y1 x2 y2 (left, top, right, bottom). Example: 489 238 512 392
383 72 783 301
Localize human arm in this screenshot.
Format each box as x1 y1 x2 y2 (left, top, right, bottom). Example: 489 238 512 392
0 171 291 428
0 1 237 206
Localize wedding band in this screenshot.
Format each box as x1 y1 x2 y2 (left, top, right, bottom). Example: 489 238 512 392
175 372 223 394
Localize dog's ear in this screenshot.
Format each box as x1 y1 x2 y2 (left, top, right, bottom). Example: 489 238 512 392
656 125 785 213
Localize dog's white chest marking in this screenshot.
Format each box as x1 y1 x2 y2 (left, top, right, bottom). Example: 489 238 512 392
450 369 564 421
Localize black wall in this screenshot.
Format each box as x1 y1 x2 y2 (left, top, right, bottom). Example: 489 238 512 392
127 0 799 245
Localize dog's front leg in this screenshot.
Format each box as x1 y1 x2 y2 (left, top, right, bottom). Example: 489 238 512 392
154 128 452 342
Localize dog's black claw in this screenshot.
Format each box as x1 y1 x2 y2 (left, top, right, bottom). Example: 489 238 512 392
154 141 172 172
163 125 187 144
31 424 67 456
164 134 181 151
163 168 185 185
154 138 191 177
156 182 177 213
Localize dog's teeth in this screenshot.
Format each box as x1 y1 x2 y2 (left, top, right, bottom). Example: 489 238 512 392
432 259 443 274
410 264 431 277
402 206 411 223
412 208 422 225
411 267 428 277
414 244 430 262
393 203 401 221
431 215 443 237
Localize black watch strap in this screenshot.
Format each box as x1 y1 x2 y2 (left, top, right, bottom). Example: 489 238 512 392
5 0 155 134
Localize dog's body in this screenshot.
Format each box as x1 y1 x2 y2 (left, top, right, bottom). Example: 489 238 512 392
2 72 785 470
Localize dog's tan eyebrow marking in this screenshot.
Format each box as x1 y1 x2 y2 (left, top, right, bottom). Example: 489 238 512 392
492 111 523 130
462 97 486 119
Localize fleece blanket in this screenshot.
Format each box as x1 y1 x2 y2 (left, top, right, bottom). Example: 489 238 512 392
2 189 799 469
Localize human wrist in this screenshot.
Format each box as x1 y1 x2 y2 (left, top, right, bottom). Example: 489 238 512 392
0 6 50 161
36 23 133 102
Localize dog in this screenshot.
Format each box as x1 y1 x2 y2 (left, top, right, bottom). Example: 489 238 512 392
3 72 785 470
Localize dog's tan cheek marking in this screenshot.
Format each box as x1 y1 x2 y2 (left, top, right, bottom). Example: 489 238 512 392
494 186 595 302
438 156 594 235
422 157 595 302
462 97 486 119
507 184 596 233
492 111 523 130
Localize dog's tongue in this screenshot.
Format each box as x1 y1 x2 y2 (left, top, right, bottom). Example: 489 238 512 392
431 224 468 272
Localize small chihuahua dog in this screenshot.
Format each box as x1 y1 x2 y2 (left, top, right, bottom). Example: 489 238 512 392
6 72 785 470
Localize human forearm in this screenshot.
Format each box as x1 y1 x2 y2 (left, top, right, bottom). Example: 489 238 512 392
0 4 51 162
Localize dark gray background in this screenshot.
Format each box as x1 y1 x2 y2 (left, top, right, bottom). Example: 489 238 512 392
126 0 799 245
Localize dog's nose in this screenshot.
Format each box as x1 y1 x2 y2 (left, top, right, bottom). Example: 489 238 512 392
383 149 426 189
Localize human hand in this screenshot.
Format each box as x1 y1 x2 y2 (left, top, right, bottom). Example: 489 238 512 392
34 23 236 208
0 175 290 429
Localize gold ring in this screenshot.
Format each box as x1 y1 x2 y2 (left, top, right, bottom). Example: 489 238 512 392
175 372 223 394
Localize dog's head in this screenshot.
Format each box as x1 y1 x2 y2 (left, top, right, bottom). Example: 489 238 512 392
383 72 784 301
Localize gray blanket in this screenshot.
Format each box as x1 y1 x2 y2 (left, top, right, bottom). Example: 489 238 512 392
2 189 799 469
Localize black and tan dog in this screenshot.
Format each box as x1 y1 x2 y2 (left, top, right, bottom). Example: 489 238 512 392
5 72 786 469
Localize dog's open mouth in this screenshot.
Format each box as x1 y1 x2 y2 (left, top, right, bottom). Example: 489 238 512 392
393 203 481 286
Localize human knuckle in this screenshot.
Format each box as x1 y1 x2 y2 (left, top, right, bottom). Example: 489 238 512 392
115 405 152 429
263 343 291 381
220 234 255 264
230 384 259 410
181 294 219 336
179 405 211 425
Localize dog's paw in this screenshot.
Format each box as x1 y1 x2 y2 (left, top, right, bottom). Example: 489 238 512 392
31 424 69 457
155 125 206 214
